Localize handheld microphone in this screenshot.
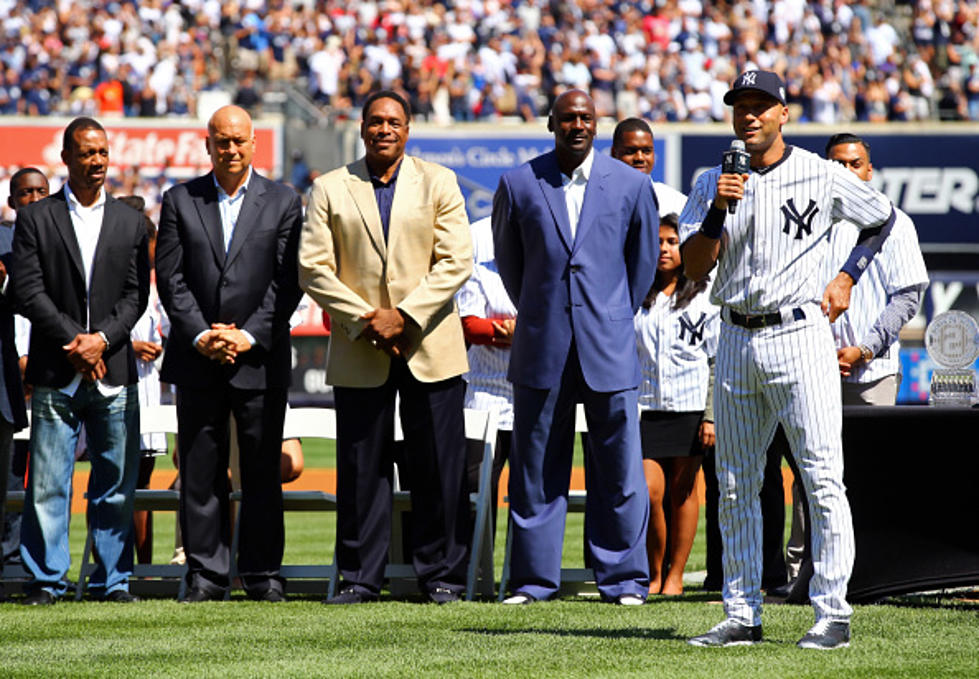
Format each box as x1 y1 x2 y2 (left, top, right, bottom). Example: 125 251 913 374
721 139 750 215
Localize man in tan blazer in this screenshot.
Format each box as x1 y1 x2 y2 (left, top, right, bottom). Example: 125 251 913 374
300 90 473 604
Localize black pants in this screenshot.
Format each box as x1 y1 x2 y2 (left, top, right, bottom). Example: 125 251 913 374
334 359 468 595
176 384 287 596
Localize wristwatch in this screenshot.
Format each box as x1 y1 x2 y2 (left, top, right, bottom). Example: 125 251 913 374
96 330 110 351
858 344 873 362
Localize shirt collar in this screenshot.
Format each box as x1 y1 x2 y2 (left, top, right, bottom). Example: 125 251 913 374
213 166 253 200
64 181 106 211
564 148 594 183
368 157 403 187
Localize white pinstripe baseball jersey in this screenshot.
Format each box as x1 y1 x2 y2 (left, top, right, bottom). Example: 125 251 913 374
823 207 929 384
456 216 516 429
635 287 719 412
131 282 169 452
652 181 688 219
679 146 893 314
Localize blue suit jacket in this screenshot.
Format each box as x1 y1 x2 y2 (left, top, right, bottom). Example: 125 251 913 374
492 150 658 392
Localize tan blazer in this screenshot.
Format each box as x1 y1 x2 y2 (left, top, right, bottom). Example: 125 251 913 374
299 155 472 387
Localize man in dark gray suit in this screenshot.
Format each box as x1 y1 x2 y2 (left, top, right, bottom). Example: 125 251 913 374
156 105 303 602
12 119 149 605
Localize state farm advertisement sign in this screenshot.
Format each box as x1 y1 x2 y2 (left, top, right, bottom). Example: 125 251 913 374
0 119 280 178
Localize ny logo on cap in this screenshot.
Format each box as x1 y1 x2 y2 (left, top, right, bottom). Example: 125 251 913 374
740 72 758 86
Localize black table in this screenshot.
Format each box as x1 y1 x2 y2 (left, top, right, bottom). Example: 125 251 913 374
841 405 979 601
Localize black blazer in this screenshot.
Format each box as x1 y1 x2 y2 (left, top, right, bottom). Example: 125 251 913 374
0 223 27 430
11 190 149 389
155 171 303 390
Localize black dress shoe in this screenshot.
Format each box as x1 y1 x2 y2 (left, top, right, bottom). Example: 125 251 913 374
102 589 140 603
250 588 286 603
180 588 224 603
21 589 56 606
428 586 461 604
322 586 378 605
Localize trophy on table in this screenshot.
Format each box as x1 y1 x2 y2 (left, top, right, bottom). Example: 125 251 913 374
924 310 979 406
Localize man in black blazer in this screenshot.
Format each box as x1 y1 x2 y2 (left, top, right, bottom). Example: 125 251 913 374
0 168 43 600
12 119 149 605
156 105 303 602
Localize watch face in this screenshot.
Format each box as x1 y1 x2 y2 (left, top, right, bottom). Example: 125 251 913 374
925 310 979 369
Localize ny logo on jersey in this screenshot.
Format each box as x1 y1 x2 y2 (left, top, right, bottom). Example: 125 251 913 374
781 198 819 239
678 311 707 345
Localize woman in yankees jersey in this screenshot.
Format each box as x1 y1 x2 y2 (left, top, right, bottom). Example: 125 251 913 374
680 69 895 651
634 212 719 596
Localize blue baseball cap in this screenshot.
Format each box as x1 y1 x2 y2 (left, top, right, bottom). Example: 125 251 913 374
724 70 787 106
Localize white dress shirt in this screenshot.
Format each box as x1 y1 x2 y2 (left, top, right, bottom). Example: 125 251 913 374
561 149 594 241
62 182 121 397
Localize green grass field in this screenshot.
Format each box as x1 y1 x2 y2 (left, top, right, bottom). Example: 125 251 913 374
4 439 977 677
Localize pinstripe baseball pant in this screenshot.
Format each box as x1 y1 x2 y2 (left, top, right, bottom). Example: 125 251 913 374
715 303 855 626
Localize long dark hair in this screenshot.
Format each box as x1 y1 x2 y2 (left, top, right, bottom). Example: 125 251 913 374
642 212 708 311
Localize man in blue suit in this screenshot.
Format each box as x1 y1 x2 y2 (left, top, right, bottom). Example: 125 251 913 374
492 90 659 604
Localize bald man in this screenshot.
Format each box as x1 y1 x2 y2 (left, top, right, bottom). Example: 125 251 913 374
157 105 303 602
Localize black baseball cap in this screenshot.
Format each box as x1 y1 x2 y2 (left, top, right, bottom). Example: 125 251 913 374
723 70 787 106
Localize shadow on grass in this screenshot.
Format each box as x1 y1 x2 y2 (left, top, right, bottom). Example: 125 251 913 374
461 627 687 642
877 592 979 611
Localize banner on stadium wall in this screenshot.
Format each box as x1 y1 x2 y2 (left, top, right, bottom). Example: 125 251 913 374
680 132 979 250
406 134 668 221
0 120 281 179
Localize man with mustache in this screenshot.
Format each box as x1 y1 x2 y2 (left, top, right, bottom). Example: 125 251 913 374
300 90 473 604
12 118 149 604
492 89 659 605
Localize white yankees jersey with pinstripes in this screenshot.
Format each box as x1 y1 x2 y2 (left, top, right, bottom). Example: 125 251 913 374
635 288 718 412
823 207 929 384
652 181 687 219
456 217 516 429
678 146 893 315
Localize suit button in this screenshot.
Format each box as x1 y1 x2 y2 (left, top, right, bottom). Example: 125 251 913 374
569 265 581 273
221 279 228 287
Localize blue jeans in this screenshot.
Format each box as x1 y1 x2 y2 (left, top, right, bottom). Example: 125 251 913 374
20 383 139 597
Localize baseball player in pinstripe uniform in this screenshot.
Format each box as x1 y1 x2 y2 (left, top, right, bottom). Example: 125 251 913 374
682 70 896 650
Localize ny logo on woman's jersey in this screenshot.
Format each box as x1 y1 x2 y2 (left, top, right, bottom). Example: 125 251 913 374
678 311 707 345
781 198 819 239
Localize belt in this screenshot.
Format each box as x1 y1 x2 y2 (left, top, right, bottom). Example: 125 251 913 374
727 307 806 329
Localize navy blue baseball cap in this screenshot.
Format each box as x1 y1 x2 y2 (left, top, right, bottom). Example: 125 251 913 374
723 70 787 106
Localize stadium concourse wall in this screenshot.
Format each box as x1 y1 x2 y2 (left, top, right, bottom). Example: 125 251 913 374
3 117 976 404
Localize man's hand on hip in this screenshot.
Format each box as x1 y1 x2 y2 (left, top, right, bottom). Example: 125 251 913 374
821 271 854 322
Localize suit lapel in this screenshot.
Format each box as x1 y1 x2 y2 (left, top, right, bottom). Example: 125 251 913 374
192 174 227 267
536 153 573 254
385 156 418 258
51 190 86 284
344 158 387 262
224 172 267 269
572 152 609 253
89 194 117 288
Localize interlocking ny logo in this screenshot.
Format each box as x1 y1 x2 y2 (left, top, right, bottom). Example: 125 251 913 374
781 198 819 239
678 311 707 345
740 72 757 86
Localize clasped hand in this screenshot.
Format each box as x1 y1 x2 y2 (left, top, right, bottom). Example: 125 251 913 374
360 308 408 357
195 323 252 365
63 332 107 382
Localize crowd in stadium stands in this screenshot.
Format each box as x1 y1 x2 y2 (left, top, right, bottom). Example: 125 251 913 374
1 0 978 124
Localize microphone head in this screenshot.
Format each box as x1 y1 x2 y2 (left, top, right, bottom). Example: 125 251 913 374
730 139 746 151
